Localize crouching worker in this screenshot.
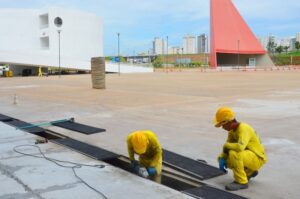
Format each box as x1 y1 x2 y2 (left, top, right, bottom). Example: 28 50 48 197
214 107 267 191
127 130 162 183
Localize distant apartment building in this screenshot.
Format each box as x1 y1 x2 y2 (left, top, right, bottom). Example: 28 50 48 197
280 37 291 47
197 34 207 53
296 32 300 42
278 37 297 51
258 35 276 50
290 37 296 51
183 35 196 54
153 37 166 55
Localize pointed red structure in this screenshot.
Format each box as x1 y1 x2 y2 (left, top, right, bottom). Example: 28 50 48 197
210 0 273 68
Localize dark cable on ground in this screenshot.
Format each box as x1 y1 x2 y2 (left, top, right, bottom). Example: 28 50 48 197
13 144 108 199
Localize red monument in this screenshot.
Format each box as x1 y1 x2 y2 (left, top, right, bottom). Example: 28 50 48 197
210 0 274 68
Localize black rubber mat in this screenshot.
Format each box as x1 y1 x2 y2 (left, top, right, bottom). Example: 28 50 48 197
163 149 225 180
183 185 247 199
53 138 119 160
0 114 13 122
53 121 106 135
5 120 46 134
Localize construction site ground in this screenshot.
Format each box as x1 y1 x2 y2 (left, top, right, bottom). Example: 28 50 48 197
0 70 300 199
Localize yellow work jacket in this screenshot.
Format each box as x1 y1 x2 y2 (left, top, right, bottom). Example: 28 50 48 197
219 122 267 162
127 131 162 172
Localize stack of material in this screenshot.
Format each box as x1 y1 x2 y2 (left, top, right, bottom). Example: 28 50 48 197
3 71 13 77
91 57 105 89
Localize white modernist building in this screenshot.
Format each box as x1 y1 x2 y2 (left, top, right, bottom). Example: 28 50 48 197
0 7 103 75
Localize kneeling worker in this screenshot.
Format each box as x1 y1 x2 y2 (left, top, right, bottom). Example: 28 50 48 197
214 107 267 191
127 130 162 182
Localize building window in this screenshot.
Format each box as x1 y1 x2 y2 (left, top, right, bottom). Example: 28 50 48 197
39 14 49 29
40 37 49 49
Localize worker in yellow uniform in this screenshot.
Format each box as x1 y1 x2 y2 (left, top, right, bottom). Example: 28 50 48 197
214 107 267 191
127 130 162 182
38 67 42 77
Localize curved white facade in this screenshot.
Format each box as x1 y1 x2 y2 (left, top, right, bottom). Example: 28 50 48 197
0 7 103 71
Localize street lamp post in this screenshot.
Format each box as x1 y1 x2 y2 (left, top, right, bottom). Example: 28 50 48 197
237 39 240 67
181 47 183 71
161 37 164 70
176 49 179 70
54 17 63 77
166 36 168 73
148 50 151 66
117 33 120 76
58 30 61 77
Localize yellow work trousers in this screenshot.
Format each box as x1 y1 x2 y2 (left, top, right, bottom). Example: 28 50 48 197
139 155 162 183
227 150 265 184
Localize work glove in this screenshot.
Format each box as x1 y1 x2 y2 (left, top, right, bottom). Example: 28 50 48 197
218 158 227 172
138 167 149 178
147 167 157 176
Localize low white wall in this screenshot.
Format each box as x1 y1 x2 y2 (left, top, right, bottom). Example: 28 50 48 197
105 62 153 73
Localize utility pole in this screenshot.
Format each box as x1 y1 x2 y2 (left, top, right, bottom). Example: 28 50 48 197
117 33 120 76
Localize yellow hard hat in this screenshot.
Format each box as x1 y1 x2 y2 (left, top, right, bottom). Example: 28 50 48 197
131 131 148 154
214 107 235 128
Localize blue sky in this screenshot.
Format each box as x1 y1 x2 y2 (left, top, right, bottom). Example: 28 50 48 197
1 0 299 56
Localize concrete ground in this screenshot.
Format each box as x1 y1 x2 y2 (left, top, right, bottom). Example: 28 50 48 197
0 70 300 199
0 123 189 199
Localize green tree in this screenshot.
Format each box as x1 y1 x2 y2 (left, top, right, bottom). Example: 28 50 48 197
120 57 126 63
275 46 283 54
295 41 300 51
153 56 163 68
283 46 289 54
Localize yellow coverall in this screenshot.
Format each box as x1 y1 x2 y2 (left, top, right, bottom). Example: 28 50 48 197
38 67 42 77
127 130 162 182
219 122 267 184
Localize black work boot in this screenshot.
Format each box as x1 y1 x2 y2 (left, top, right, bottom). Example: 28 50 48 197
247 171 258 181
225 181 248 191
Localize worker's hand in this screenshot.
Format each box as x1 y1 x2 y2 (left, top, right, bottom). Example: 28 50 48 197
130 160 140 173
223 146 229 154
218 158 227 172
131 160 139 167
147 167 157 176
223 142 233 154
